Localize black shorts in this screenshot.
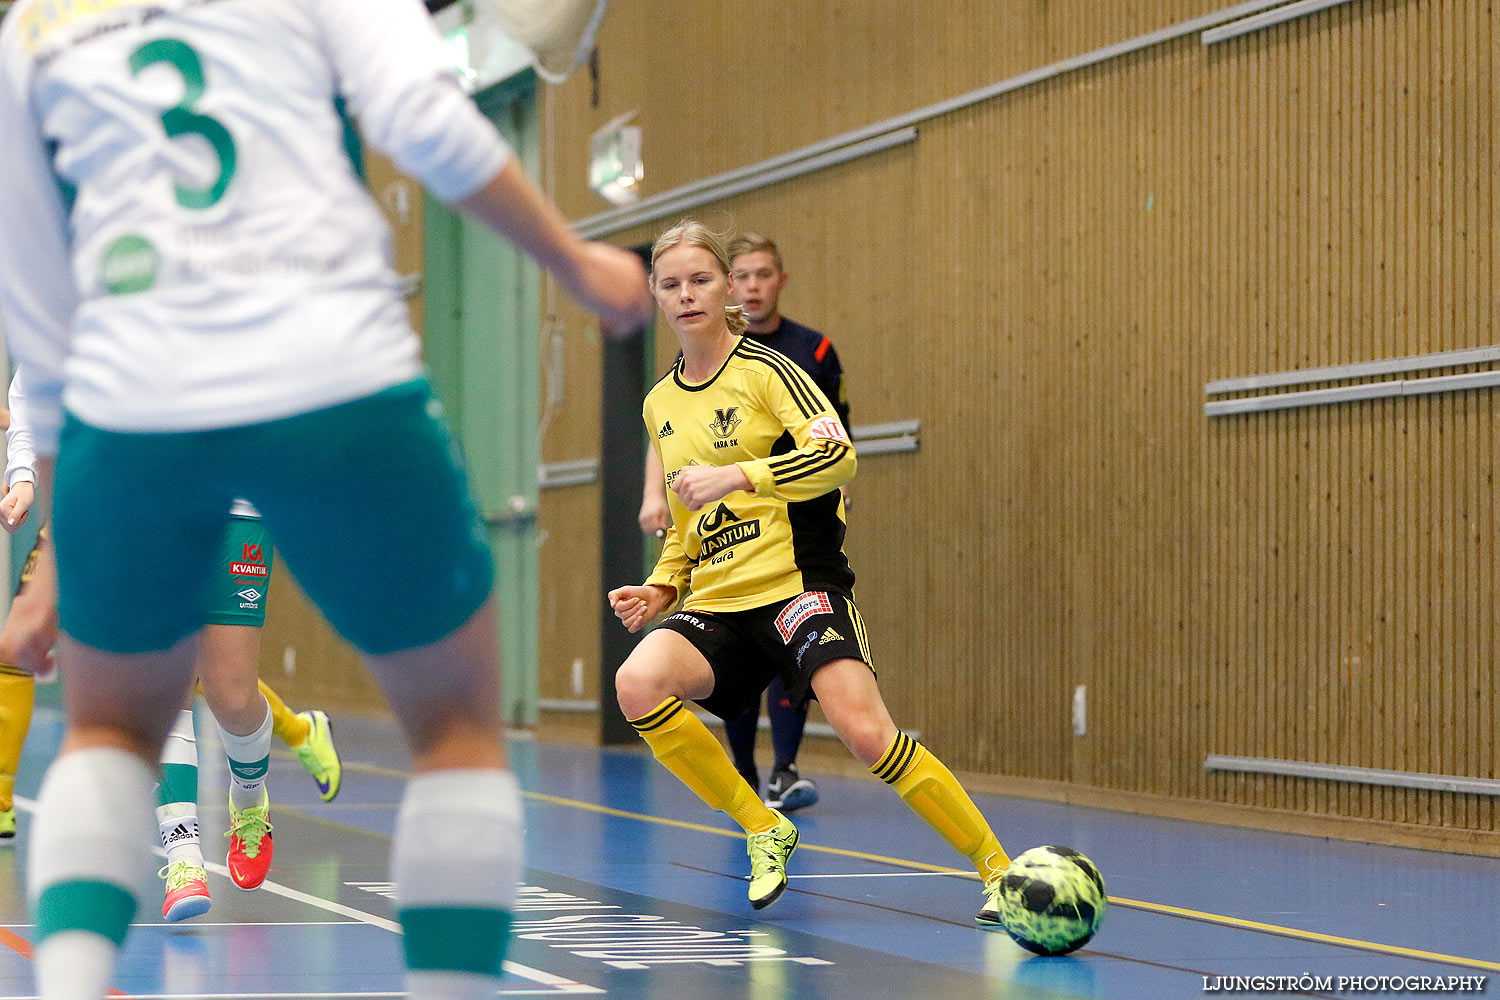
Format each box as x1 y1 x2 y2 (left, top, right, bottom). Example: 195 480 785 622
658 589 874 720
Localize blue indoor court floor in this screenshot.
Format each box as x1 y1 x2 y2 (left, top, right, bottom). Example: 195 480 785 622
0 708 1494 999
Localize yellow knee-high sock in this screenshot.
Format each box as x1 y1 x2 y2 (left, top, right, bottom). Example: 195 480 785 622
629 697 779 834
0 667 36 813
259 680 311 747
872 731 1009 882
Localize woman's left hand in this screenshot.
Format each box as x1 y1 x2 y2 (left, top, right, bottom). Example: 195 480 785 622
671 464 751 511
607 584 676 633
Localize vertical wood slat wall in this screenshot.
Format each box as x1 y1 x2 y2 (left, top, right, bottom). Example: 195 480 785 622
530 0 1500 849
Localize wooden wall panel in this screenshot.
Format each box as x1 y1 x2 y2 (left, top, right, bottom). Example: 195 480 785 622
537 485 605 705
1198 0 1496 839
535 303 607 705
529 0 1500 848
256 566 387 715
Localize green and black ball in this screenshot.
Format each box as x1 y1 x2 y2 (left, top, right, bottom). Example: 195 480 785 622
996 845 1107 956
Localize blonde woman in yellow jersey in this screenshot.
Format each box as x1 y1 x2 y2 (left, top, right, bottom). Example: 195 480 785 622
608 220 1013 925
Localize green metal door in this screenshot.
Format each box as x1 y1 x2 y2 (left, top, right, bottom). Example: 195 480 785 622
423 73 540 726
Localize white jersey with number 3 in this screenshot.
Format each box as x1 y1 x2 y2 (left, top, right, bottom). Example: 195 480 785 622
0 0 511 449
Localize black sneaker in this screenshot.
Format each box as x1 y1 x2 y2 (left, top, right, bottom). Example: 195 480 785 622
764 763 818 813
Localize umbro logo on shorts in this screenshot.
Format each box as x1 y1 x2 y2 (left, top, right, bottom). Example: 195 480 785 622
237 588 261 602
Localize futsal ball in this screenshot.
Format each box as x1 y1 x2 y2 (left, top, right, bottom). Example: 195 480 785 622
995 845 1107 956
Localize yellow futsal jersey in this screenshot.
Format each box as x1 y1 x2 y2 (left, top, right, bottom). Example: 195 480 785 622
644 336 857 612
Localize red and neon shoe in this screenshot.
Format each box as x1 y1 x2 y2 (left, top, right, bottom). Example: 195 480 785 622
225 792 274 890
159 861 212 922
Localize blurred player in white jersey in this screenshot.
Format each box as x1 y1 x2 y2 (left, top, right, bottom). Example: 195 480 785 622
0 1 649 997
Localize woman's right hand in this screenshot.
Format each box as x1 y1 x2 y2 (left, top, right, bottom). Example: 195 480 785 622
0 536 57 677
607 584 676 633
565 242 654 337
0 481 34 532
638 493 671 535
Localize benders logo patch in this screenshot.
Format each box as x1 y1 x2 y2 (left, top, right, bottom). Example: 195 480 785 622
775 591 834 643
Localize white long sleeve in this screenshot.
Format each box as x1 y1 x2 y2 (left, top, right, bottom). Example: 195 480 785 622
5 368 39 488
0 0 514 438
0 22 76 453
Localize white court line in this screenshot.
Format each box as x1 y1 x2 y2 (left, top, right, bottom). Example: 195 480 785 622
3 921 360 929
10 797 604 996
199 859 404 932
136 920 365 927
0 993 598 999
0 994 406 999
788 871 971 879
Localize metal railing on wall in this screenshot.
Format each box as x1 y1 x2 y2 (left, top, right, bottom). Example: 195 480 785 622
1201 0 1360 45
851 419 921 456
1205 755 1500 796
538 458 599 489
537 419 919 491
1204 345 1500 417
576 128 919 241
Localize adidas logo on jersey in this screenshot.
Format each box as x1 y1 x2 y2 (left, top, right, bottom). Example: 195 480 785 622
819 628 844 645
658 421 674 438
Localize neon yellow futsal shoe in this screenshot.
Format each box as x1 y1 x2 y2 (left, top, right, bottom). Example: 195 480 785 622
160 861 212 922
226 793 274 890
0 807 16 841
291 710 342 802
746 810 798 910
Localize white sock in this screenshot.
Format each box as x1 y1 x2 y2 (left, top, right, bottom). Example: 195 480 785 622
217 698 272 811
34 932 119 1000
394 770 522 1000
157 803 202 868
157 709 203 867
404 970 508 1000
29 748 156 1000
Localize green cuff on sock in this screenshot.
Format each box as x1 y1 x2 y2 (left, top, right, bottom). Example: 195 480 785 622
158 762 198 807
34 879 137 946
399 905 513 975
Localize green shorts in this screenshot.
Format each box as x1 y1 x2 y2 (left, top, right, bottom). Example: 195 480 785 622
204 516 274 627
52 379 493 655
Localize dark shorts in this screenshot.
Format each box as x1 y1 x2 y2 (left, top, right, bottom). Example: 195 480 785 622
658 589 874 720
204 515 274 627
